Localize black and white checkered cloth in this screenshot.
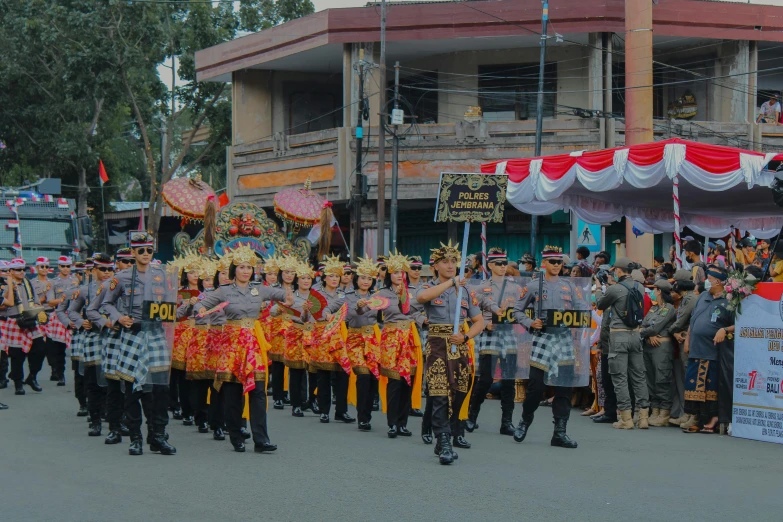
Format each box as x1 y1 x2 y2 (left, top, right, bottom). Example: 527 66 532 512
69 330 86 361
101 328 123 379
530 330 575 379
476 327 516 357
114 326 171 390
81 330 103 365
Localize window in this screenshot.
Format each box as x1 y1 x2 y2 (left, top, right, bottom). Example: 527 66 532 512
288 90 342 135
396 72 439 125
478 63 557 121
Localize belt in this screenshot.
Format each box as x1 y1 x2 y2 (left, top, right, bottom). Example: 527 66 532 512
121 323 142 333
610 328 640 333
348 326 376 336
383 320 412 331
193 323 210 330
225 318 255 328
290 321 315 333
429 324 454 338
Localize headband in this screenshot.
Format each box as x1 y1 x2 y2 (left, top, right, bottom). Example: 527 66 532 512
706 269 727 282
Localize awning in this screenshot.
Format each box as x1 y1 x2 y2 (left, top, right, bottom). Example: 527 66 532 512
481 138 783 240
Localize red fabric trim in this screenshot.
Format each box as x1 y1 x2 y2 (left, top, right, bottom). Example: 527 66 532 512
685 141 741 173
627 140 667 166
753 282 783 302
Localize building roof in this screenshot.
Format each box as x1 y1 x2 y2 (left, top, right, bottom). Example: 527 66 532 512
196 0 783 82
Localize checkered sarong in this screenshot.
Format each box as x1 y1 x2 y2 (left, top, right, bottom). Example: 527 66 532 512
44 313 71 346
114 327 171 390
69 330 86 361
476 327 516 357
101 328 124 379
530 330 575 379
1 319 43 353
81 330 103 365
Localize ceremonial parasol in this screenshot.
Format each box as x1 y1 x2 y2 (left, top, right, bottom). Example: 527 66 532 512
161 174 217 222
273 177 325 236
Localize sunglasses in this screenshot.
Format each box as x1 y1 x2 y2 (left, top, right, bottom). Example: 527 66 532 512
492 261 509 266
38 266 49 270
546 259 564 266
60 265 71 269
409 266 422 271
134 247 154 255
343 271 353 275
96 267 114 272
10 268 23 272
119 259 135 264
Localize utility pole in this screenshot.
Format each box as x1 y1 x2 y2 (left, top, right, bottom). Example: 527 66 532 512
351 47 367 260
376 0 387 257
531 0 549 261
390 61 400 252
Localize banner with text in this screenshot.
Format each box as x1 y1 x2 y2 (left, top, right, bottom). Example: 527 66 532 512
732 284 783 445
434 173 507 223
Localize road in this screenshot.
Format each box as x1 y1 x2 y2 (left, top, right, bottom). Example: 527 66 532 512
0 382 780 522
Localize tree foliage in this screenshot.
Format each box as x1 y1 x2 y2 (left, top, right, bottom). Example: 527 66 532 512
0 0 315 244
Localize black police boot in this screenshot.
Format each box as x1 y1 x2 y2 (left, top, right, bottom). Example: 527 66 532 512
464 408 479 433
358 422 372 431
57 374 66 387
105 431 123 445
591 412 618 424
198 422 209 434
24 375 42 392
88 416 102 437
77 405 88 417
182 416 194 426
14 381 25 395
120 425 131 436
387 425 398 438
254 442 277 453
453 435 471 449
513 414 534 443
291 407 303 418
499 411 515 436
213 427 225 441
335 412 356 423
320 413 330 423
128 435 144 456
171 408 183 420
408 408 423 417
231 437 246 452
240 427 251 440
372 397 380 411
551 418 578 449
149 429 177 455
0 379 8 389
438 433 455 465
273 400 284 410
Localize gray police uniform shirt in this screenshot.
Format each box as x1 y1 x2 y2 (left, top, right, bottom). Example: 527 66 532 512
345 290 378 329
32 277 52 311
408 280 430 329
421 283 482 325
85 280 112 330
68 280 103 329
198 282 286 321
640 303 676 340
47 274 79 307
512 276 583 328
475 277 521 325
374 287 409 324
6 277 43 340
596 275 644 330
318 288 347 322
99 266 170 323
687 292 734 361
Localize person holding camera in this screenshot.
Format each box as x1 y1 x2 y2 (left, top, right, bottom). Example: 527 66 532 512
596 257 650 430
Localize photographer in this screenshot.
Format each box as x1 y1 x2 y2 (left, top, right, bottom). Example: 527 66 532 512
591 266 620 424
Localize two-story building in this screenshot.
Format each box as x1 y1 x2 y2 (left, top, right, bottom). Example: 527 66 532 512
195 0 783 261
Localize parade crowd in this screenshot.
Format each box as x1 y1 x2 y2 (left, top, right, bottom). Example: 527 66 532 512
0 232 766 464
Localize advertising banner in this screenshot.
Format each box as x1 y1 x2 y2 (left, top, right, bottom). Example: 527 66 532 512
732 283 783 444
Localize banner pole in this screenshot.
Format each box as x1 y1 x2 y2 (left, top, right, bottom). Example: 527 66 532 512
451 222 471 354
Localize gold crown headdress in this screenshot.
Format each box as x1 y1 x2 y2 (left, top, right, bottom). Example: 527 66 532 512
385 250 411 273
295 260 315 278
278 255 299 272
264 255 280 274
231 245 259 267
430 240 461 264
216 250 234 272
182 249 202 273
198 258 218 281
541 245 563 258
354 254 379 278
322 254 344 276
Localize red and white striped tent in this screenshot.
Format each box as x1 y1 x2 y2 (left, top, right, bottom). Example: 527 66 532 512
481 138 783 263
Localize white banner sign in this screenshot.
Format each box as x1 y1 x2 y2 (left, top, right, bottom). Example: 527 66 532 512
732 288 783 444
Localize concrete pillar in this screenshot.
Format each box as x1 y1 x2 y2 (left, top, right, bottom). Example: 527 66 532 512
231 70 273 145
748 41 760 151
343 44 354 128
731 40 750 123
604 33 615 148
588 33 605 147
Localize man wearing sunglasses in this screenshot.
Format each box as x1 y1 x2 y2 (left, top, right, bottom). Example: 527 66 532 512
464 247 522 437
93 233 176 456
3 258 47 395
406 256 428 421
68 253 115 437
0 260 9 391
339 263 354 294
510 246 583 449
32 257 62 385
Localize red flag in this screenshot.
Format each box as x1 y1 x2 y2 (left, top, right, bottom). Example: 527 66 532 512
98 160 109 184
218 192 230 208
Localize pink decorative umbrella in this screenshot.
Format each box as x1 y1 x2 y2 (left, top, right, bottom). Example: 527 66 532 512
273 177 325 234
161 174 216 222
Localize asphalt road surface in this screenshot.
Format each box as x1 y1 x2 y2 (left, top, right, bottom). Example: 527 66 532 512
0 381 780 522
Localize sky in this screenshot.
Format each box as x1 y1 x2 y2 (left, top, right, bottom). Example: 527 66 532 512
312 0 366 10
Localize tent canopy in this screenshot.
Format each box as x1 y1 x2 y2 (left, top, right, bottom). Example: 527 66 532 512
481 138 783 239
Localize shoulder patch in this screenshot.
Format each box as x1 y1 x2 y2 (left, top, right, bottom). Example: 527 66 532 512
71 290 80 300
109 278 118 291
46 283 51 291
96 286 103 296
469 290 479 306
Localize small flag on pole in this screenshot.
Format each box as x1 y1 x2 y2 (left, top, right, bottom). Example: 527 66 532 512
6 220 19 229
218 192 230 208
30 195 40 202
57 198 69 209
99 160 109 185
12 243 22 251
15 197 24 206
44 195 53 203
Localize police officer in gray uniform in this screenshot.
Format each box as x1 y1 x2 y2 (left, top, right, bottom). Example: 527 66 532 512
406 256 427 419
46 256 80 386
596 257 650 430
667 269 697 426
640 279 676 427
99 232 177 456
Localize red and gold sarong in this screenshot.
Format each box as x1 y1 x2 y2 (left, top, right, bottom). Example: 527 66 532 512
172 319 196 371
214 318 269 394
345 325 381 378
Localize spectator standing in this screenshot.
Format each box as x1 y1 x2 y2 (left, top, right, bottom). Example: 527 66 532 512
756 94 781 124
